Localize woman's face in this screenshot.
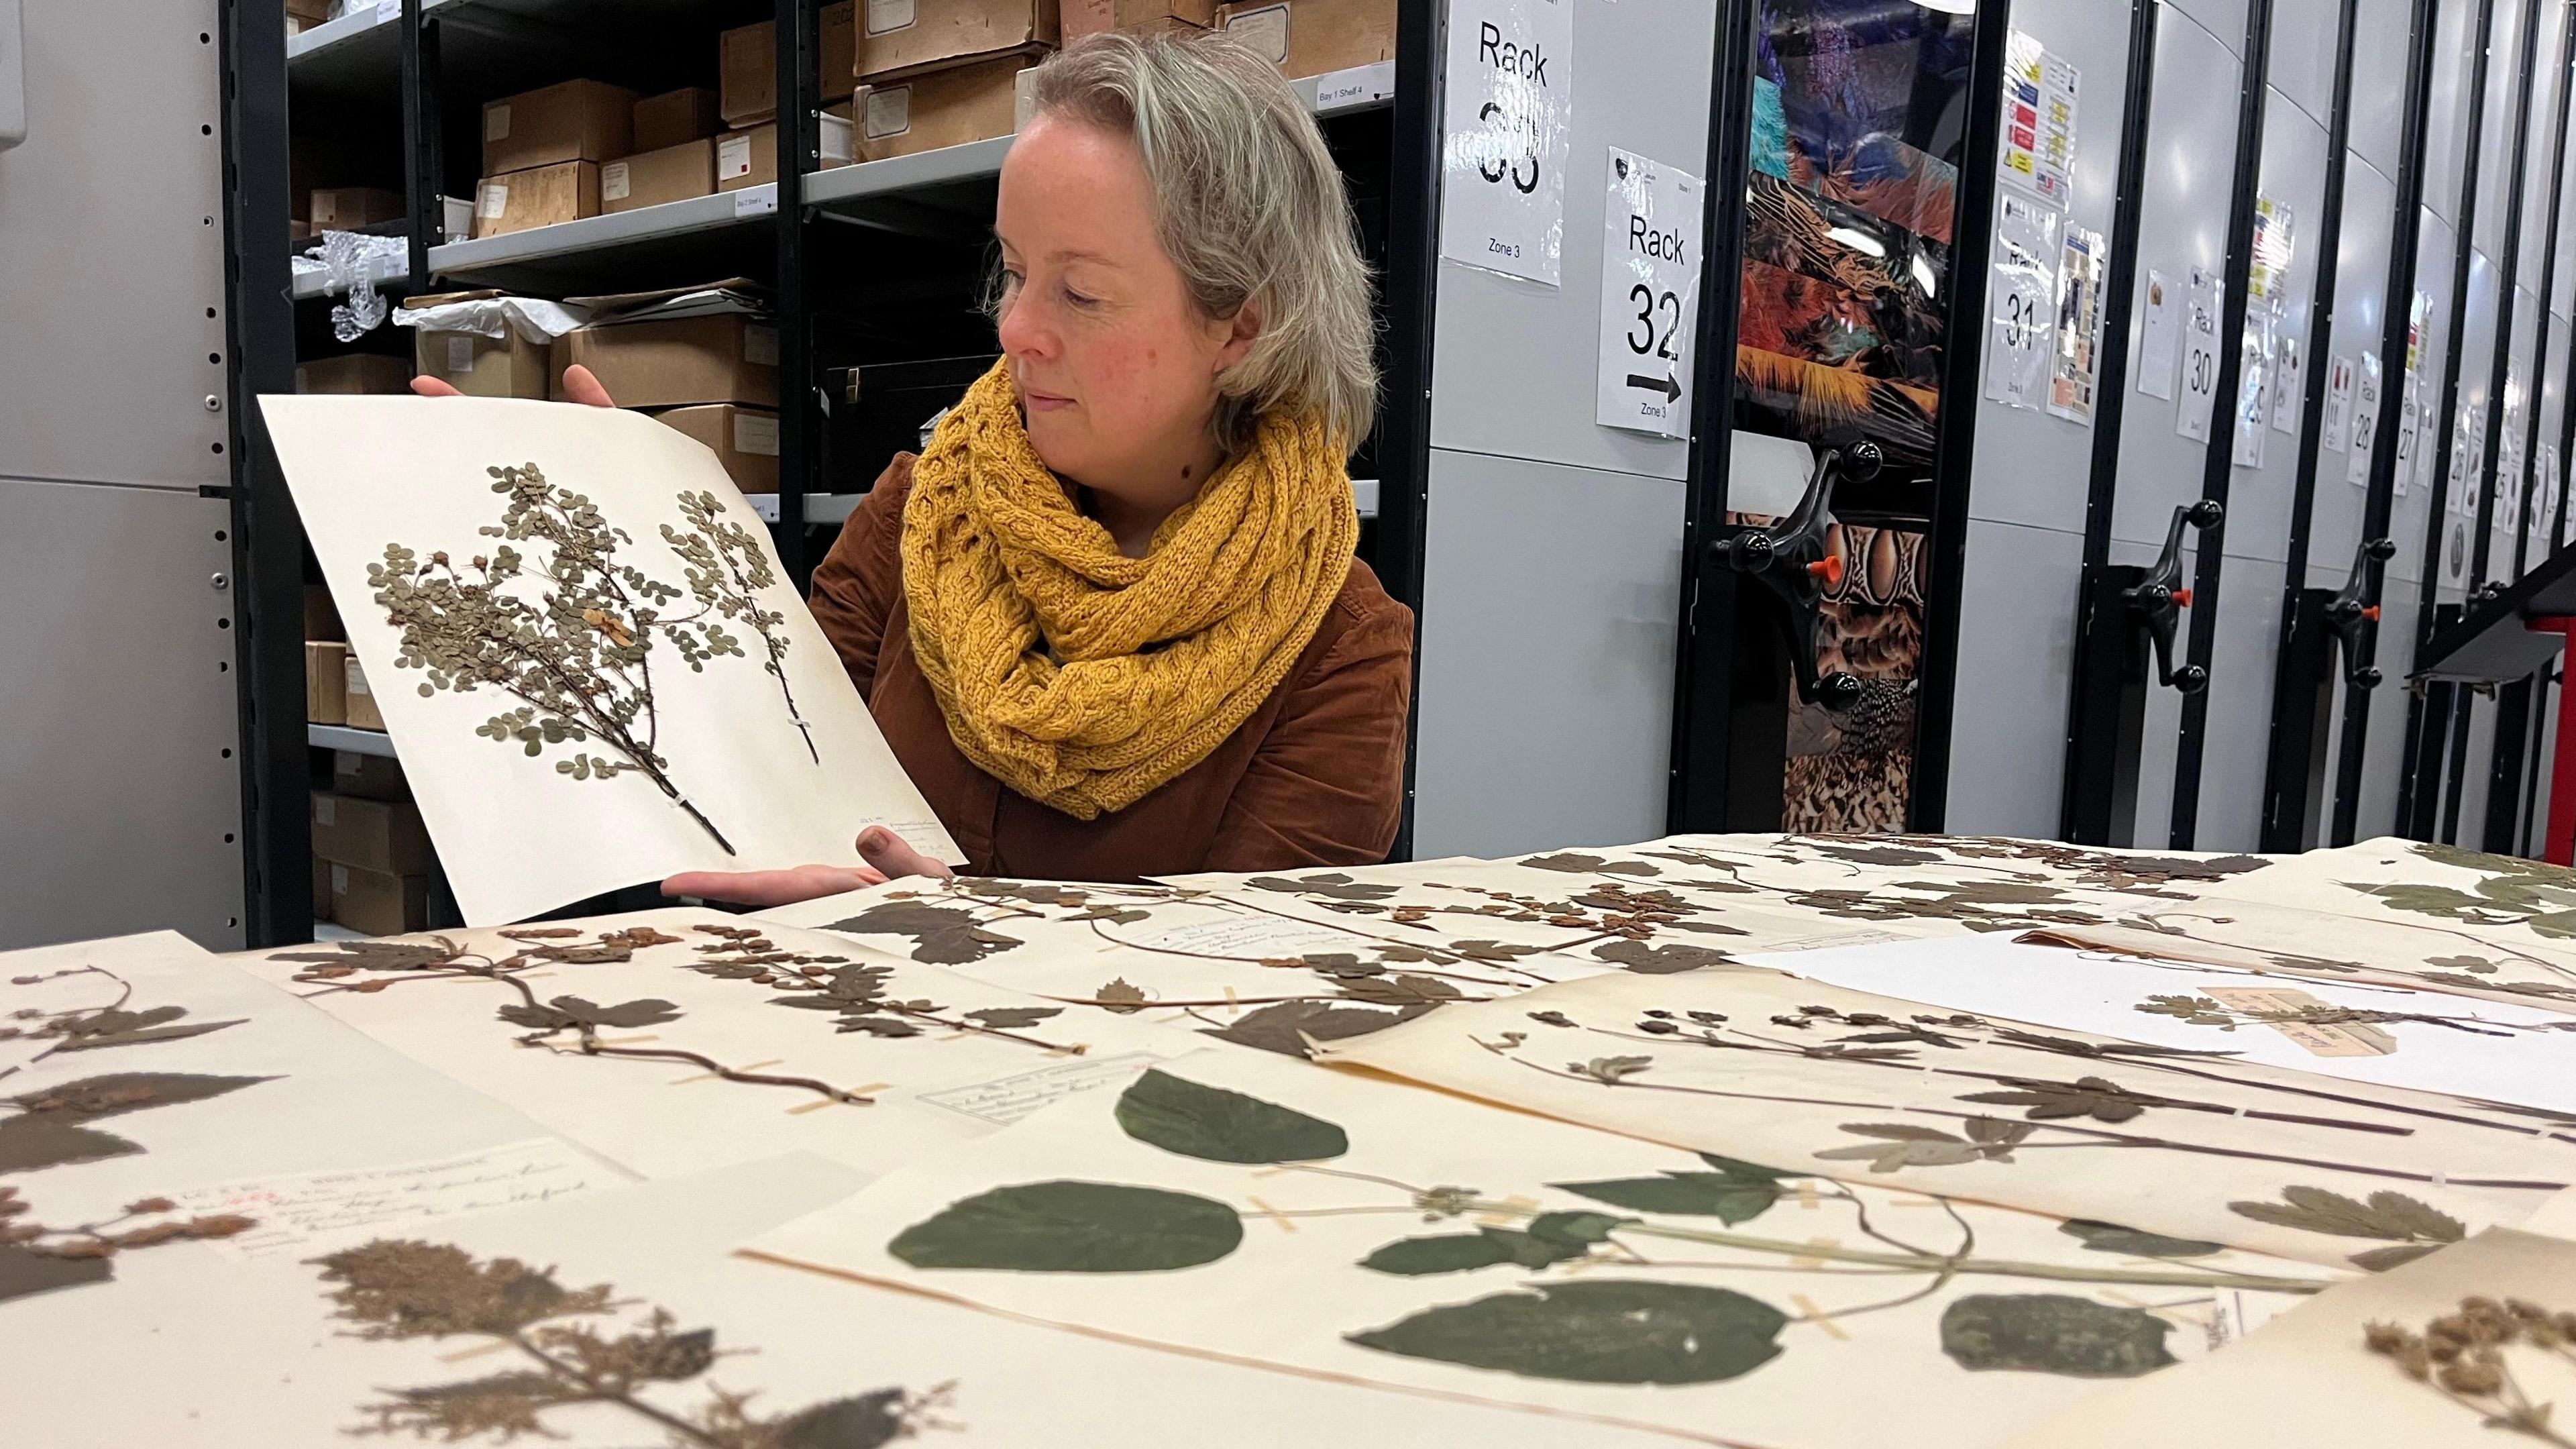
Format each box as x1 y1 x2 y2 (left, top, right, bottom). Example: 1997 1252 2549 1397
993 115 1256 490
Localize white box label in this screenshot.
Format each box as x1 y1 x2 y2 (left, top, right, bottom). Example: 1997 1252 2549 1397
866 0 915 34
484 104 511 142
1223 3 1290 65
332 863 350 894
744 325 780 366
1438 0 1574 288
718 133 753 180
447 335 474 373
600 161 631 202
734 412 782 455
1593 147 1699 439
314 796 337 826
865 86 912 139
478 182 506 219
345 658 371 696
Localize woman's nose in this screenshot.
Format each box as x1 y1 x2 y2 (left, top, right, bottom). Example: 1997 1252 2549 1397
997 295 1053 360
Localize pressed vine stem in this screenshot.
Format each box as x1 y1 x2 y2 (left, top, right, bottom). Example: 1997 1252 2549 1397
0 965 129 1085
508 1332 722 1448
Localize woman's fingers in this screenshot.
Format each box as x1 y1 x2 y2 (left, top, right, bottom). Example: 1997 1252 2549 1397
409 376 465 398
559 364 617 408
661 863 887 907
858 827 955 881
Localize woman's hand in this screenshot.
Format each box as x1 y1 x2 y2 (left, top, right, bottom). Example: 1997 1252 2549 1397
410 364 618 407
661 828 954 908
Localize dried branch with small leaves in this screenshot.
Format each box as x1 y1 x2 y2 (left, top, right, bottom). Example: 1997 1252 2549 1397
2366 1295 2576 1445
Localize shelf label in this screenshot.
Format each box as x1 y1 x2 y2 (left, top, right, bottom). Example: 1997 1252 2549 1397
2176 264 2222 442
1438 0 1573 287
1593 148 1699 438
733 187 777 219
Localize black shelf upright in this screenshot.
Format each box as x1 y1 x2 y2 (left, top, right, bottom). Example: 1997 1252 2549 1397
2396 0 2504 840
2255 0 2364 852
775 0 820 586
2165 0 2279 848
2328 0 2443 846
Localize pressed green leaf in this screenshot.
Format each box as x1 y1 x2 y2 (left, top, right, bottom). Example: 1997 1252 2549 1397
0 1117 143 1173
12 1071 275 1127
1348 1281 1786 1385
2348 1242 2448 1273
1360 1233 1517 1275
1524 1212 1631 1248
0 1243 115 1305
1939 1295 2176 1377
888 1181 1242 1273
1549 1171 1779 1224
771 1389 912 1449
2056 1220 2224 1258
1113 1070 1348 1164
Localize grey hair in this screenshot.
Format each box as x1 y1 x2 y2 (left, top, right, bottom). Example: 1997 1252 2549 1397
1012 31 1379 455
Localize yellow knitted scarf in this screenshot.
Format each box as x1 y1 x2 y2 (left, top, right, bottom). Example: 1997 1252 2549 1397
900 361 1358 818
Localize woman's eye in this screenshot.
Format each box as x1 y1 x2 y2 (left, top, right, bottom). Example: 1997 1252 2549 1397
1062 286 1099 309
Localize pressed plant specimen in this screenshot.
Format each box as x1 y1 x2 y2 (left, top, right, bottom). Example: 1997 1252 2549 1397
1 963 244 1085
313 1238 946 1446
273 928 878 1108
2365 1295 2576 1445
682 924 1081 1053
370 466 816 855
876 1069 2326 1391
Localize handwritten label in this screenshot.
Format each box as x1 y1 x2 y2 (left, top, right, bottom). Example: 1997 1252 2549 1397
1128 911 1363 959
918 1052 1165 1126
168 1138 610 1258
2202 985 2396 1058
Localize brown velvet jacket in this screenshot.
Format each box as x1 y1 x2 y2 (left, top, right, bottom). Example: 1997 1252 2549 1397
808 455 1415 881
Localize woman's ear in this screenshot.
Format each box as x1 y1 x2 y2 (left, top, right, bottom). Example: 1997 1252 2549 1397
1214 299 1263 373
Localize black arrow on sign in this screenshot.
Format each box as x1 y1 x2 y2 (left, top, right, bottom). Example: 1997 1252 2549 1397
1627 373 1682 402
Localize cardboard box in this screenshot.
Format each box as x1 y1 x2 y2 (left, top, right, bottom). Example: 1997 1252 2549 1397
715 115 855 191
856 54 1034 162
413 327 551 400
295 353 413 394
1061 0 1213 39
603 140 715 213
633 87 722 152
554 315 780 409
328 862 431 937
312 792 433 875
305 641 348 725
286 0 331 25
857 0 1057 81
472 162 601 238
342 653 386 731
720 2 858 125
1217 0 1395 78
305 584 343 642
309 186 402 229
311 852 333 922
482 79 636 175
331 750 411 804
655 405 782 494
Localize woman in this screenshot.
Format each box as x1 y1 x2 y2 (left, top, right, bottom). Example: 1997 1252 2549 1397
421 33 1413 901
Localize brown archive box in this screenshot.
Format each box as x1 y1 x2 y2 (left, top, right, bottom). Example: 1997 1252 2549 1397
309 186 403 229
472 162 602 237
327 862 431 937
1216 0 1395 77
305 641 348 725
604 140 715 213
413 327 551 399
715 115 855 191
342 653 386 731
554 315 781 409
312 792 435 876
856 54 1034 161
633 87 722 152
857 0 1058 82
311 852 333 922
482 79 637 175
305 584 343 642
331 750 411 804
295 354 413 394
721 2 858 125
1061 0 1212 39
655 405 782 494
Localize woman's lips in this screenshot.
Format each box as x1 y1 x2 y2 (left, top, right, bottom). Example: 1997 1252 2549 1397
1022 387 1075 413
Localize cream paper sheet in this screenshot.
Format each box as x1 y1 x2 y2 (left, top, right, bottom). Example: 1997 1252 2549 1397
230 908 1199 1183
260 394 958 924
4 1151 1680 1448
745 1047 2330 1448
1996 1229 2576 1448
1318 968 2576 1269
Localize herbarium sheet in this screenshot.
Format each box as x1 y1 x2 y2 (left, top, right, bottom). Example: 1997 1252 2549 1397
5 1151 1662 1448
746 1046 2332 1448
260 394 960 924
233 909 1199 1183
1318 968 2576 1270
1996 1228 2576 1448
2 930 617 1309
